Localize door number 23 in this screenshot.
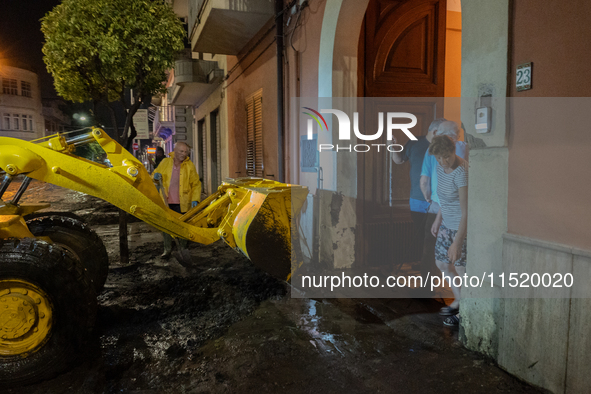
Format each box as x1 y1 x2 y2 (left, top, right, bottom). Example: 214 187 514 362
516 62 532 91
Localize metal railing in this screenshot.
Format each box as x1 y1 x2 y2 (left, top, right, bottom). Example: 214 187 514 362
188 0 209 41
158 106 175 123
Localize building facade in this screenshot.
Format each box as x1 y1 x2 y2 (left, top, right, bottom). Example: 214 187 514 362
0 65 44 140
155 1 229 193
42 98 71 135
170 1 591 392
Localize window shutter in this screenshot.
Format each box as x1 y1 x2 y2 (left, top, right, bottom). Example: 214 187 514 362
245 98 255 176
245 89 263 177
209 110 221 189
215 111 221 185
197 119 207 193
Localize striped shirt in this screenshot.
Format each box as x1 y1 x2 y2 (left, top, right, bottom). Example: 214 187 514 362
436 158 468 231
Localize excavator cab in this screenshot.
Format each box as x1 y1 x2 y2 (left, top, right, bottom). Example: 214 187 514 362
0 128 307 386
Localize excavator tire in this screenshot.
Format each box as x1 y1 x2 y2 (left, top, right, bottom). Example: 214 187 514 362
0 238 97 387
26 215 109 292
23 211 84 222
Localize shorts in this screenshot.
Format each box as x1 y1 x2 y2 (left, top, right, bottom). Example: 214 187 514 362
435 224 467 267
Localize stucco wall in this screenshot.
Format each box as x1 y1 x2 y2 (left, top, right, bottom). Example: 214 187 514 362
284 0 366 268
330 0 368 199
496 235 591 394
507 0 591 250
226 22 278 180
461 0 509 148
285 0 326 188
459 147 508 358
315 0 368 268
459 0 510 359
509 0 591 97
461 2 591 393
193 70 228 194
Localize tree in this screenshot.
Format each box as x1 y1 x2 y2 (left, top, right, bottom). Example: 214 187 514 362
41 0 185 264
41 0 185 150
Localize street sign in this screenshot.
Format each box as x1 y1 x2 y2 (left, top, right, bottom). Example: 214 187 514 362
147 147 156 154
133 109 150 139
132 142 139 150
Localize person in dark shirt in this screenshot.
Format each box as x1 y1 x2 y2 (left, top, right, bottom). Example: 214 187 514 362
152 147 166 169
391 118 446 278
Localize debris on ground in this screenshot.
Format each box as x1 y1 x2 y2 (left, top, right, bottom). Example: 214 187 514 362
5 181 546 393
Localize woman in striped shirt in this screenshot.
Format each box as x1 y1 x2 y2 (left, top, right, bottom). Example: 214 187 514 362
429 134 468 326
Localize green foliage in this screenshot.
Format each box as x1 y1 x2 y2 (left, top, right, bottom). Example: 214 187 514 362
41 0 185 104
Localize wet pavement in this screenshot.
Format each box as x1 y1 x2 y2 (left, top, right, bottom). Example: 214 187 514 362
4 180 547 393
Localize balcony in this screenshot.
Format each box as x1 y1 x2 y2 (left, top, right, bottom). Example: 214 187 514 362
167 52 224 106
189 0 274 55
152 106 176 141
170 0 189 17
42 106 71 125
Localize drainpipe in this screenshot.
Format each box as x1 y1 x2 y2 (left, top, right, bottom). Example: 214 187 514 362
275 0 285 182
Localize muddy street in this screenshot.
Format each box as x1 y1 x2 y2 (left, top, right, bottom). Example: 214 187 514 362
5 180 545 393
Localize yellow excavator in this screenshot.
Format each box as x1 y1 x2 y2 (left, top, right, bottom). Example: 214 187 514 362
0 128 307 386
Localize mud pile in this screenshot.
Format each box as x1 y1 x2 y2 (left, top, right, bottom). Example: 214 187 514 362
95 242 285 392
5 181 545 394
7 180 285 393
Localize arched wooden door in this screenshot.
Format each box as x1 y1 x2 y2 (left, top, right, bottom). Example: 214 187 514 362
356 0 447 267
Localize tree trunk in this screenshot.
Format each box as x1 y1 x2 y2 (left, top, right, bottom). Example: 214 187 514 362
104 102 129 264
122 100 141 151
106 104 121 143
119 209 129 265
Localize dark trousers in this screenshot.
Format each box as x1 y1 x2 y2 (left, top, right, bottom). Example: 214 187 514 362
410 211 438 278
168 203 182 214
162 203 187 253
410 211 428 262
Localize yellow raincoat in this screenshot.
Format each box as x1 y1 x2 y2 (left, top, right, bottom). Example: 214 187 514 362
153 153 202 213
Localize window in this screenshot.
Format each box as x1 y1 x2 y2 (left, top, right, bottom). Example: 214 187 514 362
197 119 207 193
21 81 32 98
12 114 19 130
209 110 221 189
29 116 34 131
2 79 18 95
245 89 263 177
3 114 10 130
22 116 27 131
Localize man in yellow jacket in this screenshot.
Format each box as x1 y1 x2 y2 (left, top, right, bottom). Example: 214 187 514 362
153 142 202 258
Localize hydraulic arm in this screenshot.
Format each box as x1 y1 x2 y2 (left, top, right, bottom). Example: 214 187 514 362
0 128 307 280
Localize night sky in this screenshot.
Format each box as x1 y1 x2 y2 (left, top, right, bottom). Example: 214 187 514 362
0 0 62 98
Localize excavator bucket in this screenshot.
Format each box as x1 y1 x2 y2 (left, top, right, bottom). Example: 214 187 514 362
218 179 308 281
